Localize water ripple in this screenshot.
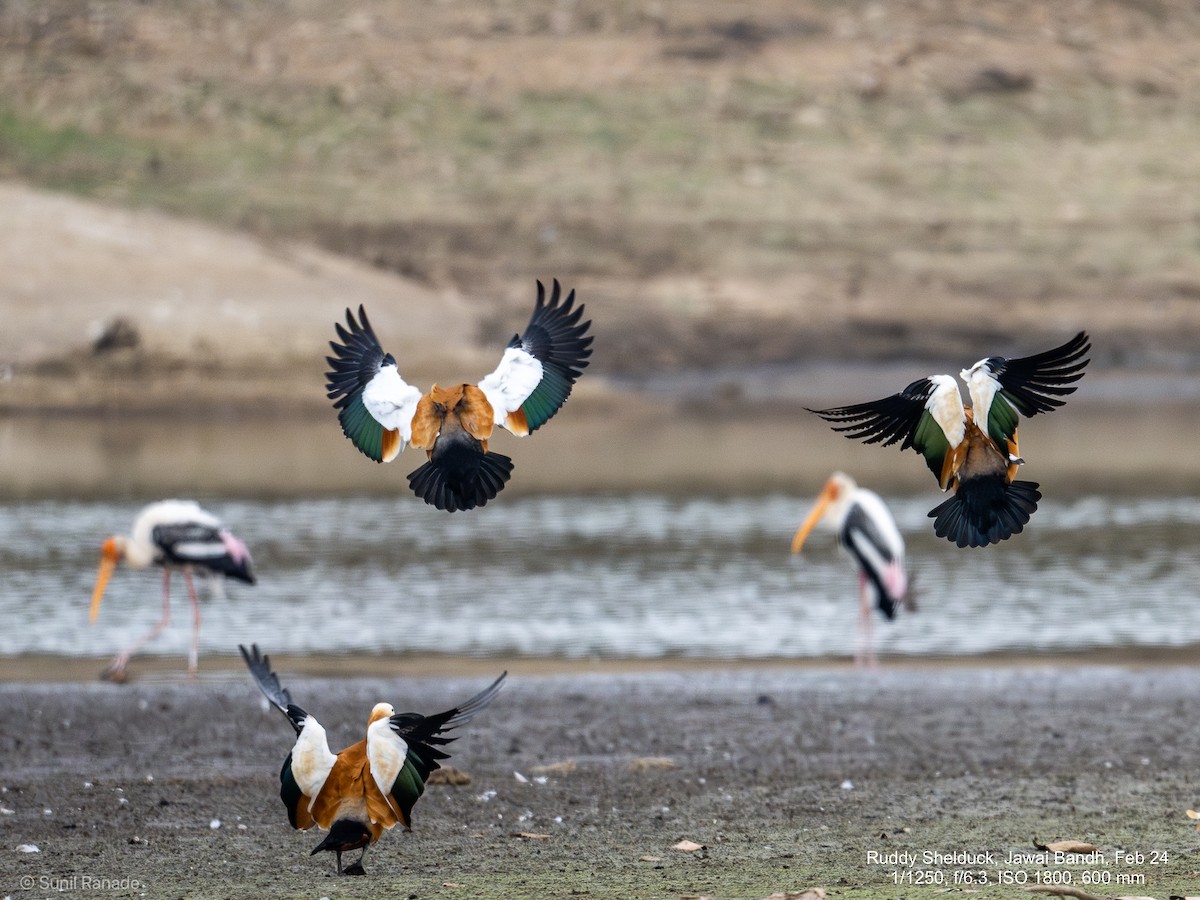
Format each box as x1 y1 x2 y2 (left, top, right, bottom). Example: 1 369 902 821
1 492 1198 660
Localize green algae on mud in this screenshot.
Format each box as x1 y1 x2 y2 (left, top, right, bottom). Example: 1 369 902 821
3 665 1199 898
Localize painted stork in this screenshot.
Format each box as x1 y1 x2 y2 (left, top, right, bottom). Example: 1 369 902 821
240 644 505 876
89 500 255 681
791 472 909 666
808 331 1090 548
325 279 593 512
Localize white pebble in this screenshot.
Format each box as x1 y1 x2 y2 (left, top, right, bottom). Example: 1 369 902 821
16 844 39 853
513 771 529 783
840 779 854 790
209 818 221 830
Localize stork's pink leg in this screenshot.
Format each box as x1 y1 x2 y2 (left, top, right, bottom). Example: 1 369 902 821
184 571 202 677
104 569 173 682
855 573 878 669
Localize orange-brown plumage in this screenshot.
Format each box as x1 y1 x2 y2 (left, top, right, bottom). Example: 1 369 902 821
505 408 530 437
380 427 402 463
411 384 497 452
241 644 505 876
305 741 394 840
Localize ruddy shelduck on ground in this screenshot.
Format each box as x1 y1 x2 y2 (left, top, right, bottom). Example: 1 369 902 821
240 644 505 876
325 279 593 511
89 500 254 680
808 332 1090 547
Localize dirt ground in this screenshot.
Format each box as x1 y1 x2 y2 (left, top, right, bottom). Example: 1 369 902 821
2 660 1199 899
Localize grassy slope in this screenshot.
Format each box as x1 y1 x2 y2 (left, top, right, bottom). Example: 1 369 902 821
2 1 1200 372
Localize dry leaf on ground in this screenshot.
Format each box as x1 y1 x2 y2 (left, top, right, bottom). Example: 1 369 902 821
427 766 471 786
531 760 577 776
628 756 677 772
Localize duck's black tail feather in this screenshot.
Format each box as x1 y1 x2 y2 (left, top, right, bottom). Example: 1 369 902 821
929 479 1041 548
310 819 372 856
407 436 514 512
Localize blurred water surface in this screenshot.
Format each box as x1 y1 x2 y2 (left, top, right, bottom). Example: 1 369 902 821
3 490 1199 661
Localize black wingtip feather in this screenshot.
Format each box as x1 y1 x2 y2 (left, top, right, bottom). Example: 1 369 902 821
324 305 391 408
807 378 937 450
993 331 1091 417
507 280 594 433
240 643 307 734
385 672 506 785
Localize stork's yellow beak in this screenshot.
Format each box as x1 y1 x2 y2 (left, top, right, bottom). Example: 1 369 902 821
89 538 120 623
790 482 836 554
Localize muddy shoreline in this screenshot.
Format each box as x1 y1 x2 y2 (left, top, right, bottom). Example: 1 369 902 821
3 663 1199 898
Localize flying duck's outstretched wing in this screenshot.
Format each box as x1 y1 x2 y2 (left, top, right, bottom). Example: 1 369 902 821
809 375 967 488
962 331 1091 448
325 306 424 463
478 280 593 437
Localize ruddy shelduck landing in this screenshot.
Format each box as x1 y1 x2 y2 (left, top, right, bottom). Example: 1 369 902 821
325 279 593 512
808 332 1090 547
792 472 909 666
89 500 254 681
240 644 505 876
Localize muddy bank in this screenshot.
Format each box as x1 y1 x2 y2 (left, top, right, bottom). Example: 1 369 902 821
2 663 1198 898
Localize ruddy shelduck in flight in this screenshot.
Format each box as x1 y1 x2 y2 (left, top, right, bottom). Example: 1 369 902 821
89 500 255 680
791 472 909 666
808 332 1090 547
325 279 593 511
240 644 505 876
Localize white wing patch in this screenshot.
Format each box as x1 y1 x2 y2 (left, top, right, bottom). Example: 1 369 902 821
926 374 966 447
366 717 410 820
960 362 1000 433
290 716 338 810
362 365 423 442
478 347 544 430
